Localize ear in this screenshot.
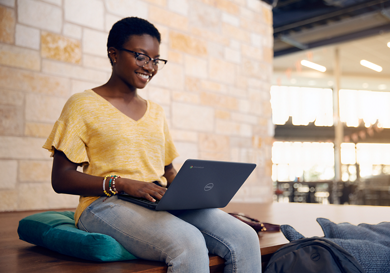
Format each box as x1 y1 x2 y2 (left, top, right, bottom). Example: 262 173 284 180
108 47 118 64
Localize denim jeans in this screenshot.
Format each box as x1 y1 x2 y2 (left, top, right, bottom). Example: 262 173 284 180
78 196 262 273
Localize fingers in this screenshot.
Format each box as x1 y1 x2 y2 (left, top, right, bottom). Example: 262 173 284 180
140 184 167 202
144 193 156 203
123 179 167 202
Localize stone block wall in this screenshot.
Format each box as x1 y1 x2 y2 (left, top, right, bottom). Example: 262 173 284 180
0 0 274 211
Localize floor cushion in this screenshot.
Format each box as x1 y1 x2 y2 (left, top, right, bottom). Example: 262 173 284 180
17 211 137 262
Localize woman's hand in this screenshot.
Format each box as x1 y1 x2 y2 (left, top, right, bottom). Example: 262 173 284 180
116 178 167 202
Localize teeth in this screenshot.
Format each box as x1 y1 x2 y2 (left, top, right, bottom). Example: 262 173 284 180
137 73 149 80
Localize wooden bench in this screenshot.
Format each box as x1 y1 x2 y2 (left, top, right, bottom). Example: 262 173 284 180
2 202 390 272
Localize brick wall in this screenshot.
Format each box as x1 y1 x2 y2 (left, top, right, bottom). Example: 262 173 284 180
0 0 274 211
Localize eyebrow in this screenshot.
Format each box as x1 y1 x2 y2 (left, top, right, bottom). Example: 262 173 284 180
134 48 160 58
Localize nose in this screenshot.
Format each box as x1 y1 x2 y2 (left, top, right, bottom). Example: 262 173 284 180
142 60 155 71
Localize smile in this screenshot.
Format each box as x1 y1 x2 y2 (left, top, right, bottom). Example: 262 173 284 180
136 72 152 81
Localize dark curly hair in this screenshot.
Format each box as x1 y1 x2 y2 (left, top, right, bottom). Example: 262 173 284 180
107 17 161 65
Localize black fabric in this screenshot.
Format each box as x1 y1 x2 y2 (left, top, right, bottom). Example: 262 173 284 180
264 237 366 273
278 219 390 273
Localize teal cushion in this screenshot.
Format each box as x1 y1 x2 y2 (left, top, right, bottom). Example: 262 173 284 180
17 211 137 262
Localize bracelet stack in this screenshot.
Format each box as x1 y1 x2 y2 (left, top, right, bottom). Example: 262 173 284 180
103 175 120 197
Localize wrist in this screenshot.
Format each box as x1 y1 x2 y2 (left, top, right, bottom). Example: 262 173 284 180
115 177 125 194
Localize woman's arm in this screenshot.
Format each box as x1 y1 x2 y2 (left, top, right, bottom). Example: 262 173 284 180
163 163 177 187
52 150 166 202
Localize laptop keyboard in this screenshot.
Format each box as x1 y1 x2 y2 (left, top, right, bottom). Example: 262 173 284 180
121 195 160 205
135 197 160 205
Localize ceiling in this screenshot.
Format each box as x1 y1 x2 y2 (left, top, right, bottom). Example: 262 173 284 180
270 0 390 91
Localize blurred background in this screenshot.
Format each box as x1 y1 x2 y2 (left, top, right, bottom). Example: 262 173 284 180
270 0 390 206
1 0 390 211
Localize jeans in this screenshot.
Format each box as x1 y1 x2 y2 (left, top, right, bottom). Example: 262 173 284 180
78 196 262 273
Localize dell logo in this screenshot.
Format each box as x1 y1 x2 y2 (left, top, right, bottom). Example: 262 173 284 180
204 183 214 191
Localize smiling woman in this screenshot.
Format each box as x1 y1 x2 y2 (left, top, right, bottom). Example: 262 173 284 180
42 17 262 273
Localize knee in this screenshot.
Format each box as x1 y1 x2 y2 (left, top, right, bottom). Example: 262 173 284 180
238 224 261 252
238 222 261 250
168 230 209 271
224 224 262 271
187 237 209 258
181 231 208 255
223 222 261 261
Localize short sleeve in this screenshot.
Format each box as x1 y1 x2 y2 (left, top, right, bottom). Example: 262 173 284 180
163 117 179 166
42 94 89 165
43 120 89 164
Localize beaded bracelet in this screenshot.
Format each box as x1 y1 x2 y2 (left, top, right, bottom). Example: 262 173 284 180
103 175 111 197
108 175 117 195
112 177 119 194
108 175 114 192
110 176 120 195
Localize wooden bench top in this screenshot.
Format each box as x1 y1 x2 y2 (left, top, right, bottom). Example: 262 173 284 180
224 202 390 256
2 202 390 272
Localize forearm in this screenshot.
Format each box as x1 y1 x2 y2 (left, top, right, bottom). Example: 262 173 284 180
53 169 139 197
52 169 106 196
52 150 167 202
52 151 108 196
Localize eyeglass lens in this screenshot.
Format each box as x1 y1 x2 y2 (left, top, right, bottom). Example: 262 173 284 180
135 54 165 70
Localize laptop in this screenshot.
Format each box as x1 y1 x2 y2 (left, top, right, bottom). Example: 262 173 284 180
117 159 256 210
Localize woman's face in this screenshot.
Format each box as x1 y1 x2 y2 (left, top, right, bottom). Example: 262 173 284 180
112 34 160 90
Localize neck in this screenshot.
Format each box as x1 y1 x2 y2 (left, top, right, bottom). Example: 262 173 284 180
98 75 138 101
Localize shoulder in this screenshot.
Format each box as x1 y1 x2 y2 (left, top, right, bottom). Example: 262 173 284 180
148 100 165 115
66 90 97 106
61 90 98 118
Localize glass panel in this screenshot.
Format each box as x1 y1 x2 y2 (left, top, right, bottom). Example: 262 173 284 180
272 141 334 181
340 89 390 128
270 86 333 126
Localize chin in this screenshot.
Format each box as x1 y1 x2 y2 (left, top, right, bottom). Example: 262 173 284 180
136 82 149 89
139 78 153 89
128 79 150 90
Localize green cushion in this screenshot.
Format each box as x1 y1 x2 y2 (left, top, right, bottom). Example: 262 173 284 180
17 211 137 262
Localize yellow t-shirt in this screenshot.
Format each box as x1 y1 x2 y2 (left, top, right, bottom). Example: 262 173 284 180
43 90 179 225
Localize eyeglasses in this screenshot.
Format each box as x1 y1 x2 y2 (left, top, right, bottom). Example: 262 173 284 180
118 48 167 70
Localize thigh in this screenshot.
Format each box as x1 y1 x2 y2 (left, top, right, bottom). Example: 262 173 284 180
78 196 208 263
174 209 262 272
174 208 258 251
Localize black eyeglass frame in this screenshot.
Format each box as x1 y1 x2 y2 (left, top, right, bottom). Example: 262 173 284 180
117 48 167 70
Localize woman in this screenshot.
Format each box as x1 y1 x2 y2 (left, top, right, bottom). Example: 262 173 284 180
44 17 262 272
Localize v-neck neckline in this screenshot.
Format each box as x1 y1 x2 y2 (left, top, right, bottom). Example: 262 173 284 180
87 89 149 123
